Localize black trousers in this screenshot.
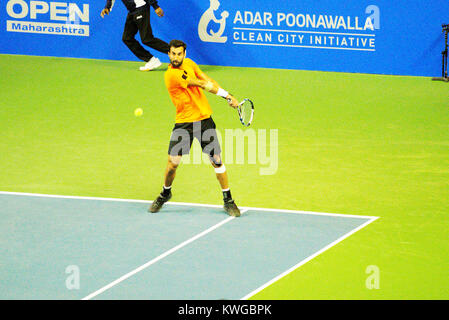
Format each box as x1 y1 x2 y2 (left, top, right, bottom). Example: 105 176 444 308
122 7 169 62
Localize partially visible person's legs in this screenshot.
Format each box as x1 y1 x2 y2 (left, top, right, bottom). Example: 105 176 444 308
136 8 169 71
122 12 153 62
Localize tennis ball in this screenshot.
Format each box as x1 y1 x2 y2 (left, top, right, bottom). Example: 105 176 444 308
134 108 143 117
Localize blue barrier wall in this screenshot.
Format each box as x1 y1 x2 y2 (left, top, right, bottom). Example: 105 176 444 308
1 0 448 76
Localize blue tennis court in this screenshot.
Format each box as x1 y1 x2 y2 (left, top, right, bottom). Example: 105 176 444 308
0 192 377 300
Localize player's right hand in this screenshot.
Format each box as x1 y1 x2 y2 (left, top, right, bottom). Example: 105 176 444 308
100 8 110 18
226 95 239 108
155 7 164 17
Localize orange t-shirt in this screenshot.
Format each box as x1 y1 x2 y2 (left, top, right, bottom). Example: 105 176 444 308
164 58 213 123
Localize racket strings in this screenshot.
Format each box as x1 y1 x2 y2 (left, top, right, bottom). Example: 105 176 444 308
239 100 253 126
241 104 252 123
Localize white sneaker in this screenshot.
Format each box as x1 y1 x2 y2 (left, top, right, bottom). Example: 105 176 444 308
139 57 162 71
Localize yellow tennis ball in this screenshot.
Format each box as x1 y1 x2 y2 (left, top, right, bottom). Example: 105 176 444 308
134 108 143 117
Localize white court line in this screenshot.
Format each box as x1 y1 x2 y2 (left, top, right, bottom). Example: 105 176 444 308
0 191 378 220
240 216 379 300
82 211 247 300
170 201 376 220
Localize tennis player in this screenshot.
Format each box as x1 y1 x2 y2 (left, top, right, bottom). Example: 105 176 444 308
149 40 241 217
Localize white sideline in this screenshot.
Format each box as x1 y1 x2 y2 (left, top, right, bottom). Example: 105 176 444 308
0 191 377 219
240 216 378 300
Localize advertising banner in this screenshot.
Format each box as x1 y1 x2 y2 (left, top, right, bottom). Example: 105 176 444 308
1 0 448 76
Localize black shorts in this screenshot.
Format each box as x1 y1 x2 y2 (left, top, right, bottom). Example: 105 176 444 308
168 117 222 157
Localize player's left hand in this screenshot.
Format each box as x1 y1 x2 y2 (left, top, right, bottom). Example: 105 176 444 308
155 7 164 17
100 8 110 18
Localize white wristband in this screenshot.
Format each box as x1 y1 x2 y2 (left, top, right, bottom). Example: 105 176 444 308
216 88 229 98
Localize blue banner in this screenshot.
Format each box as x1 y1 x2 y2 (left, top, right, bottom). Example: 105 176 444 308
1 0 448 76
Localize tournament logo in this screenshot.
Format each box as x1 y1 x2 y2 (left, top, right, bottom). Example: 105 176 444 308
196 2 380 52
231 5 380 52
5 0 90 36
198 0 228 43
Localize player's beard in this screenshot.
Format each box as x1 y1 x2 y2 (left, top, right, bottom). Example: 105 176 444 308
171 57 184 67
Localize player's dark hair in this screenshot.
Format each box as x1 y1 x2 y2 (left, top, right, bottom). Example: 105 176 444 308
169 40 187 53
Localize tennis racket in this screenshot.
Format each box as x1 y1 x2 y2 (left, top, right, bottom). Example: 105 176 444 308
236 98 254 127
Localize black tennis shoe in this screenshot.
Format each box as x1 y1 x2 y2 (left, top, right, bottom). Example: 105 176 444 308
149 192 172 213
224 200 241 217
